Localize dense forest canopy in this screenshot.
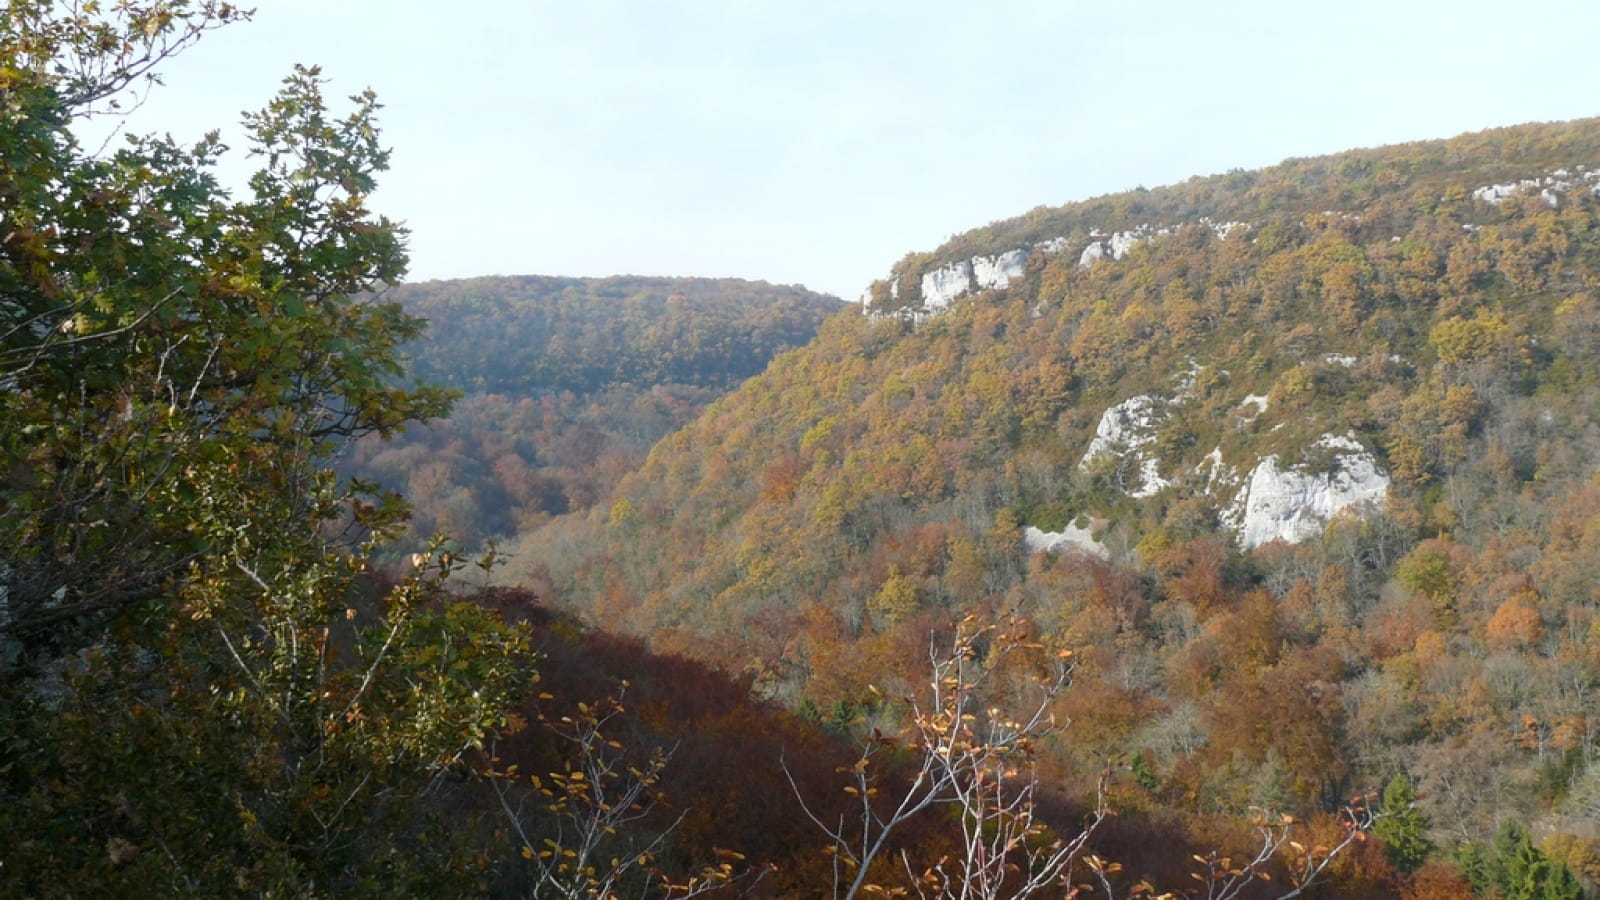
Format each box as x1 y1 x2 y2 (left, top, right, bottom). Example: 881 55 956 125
393 275 842 395
502 117 1600 895
341 275 842 552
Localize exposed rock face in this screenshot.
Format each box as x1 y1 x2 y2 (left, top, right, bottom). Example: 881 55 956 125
1022 523 1108 559
1197 447 1233 491
857 277 900 308
1079 394 1170 498
1078 228 1161 267
973 248 1028 290
1058 377 1391 553
1470 165 1600 207
1076 219 1245 270
1077 241 1111 267
865 218 1254 320
1200 217 1248 240
917 248 1030 313
920 259 974 312
864 243 1054 320
1228 434 1391 549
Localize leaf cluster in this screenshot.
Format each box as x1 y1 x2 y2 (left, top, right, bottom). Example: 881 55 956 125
1 7 529 895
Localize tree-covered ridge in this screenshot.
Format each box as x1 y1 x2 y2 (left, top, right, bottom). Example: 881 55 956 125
392 274 843 396
871 116 1600 310
343 275 843 552
516 116 1600 889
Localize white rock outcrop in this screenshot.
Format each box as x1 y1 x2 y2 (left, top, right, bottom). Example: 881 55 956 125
1022 523 1108 559
867 245 1045 320
921 260 974 312
857 276 902 310
1078 228 1162 267
972 249 1028 290
865 213 1259 320
1080 394 1170 498
1200 217 1248 240
1198 447 1235 493
1230 434 1390 549
1470 167 1600 208
1041 378 1389 554
1078 222 1239 269
1077 241 1111 267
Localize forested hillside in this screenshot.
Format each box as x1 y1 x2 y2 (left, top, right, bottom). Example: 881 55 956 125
8 3 1599 894
396 275 841 396
507 118 1600 893
343 276 842 550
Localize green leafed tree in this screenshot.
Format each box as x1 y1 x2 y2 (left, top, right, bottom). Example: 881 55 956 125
1457 822 1586 900
1372 772 1432 874
1496 823 1585 900
1 1 452 657
1 3 528 894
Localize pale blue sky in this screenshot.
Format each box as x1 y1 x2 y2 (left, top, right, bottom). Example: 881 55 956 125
92 1 1600 300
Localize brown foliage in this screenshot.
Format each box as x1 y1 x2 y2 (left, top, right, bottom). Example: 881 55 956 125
1401 861 1475 900
1486 593 1546 651
1204 647 1349 806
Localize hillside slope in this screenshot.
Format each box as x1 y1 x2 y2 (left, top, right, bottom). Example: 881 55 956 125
513 118 1600 864
345 275 843 550
395 275 843 395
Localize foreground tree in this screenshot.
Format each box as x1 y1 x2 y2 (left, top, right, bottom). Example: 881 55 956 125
787 612 1101 899
488 680 761 898
788 610 1377 900
1 3 527 893
1 0 450 658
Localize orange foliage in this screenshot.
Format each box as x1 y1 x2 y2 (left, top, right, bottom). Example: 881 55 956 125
1402 861 1475 900
759 453 806 503
1155 537 1233 616
1293 809 1402 899
1203 647 1349 805
1485 593 1546 651
485 605 875 895
1053 675 1156 759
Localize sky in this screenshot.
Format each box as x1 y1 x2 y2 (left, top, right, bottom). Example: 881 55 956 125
83 0 1600 301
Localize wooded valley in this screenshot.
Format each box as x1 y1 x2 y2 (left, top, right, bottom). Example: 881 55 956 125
4 4 1600 898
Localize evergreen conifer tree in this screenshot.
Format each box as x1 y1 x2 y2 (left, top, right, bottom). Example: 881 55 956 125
1372 773 1433 873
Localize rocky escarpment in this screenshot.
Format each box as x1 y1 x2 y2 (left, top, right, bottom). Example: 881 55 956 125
1471 165 1600 206
1025 368 1392 554
861 219 1243 321
1079 394 1172 499
1221 434 1391 549
874 162 1599 553
885 247 1033 316
863 163 1599 323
